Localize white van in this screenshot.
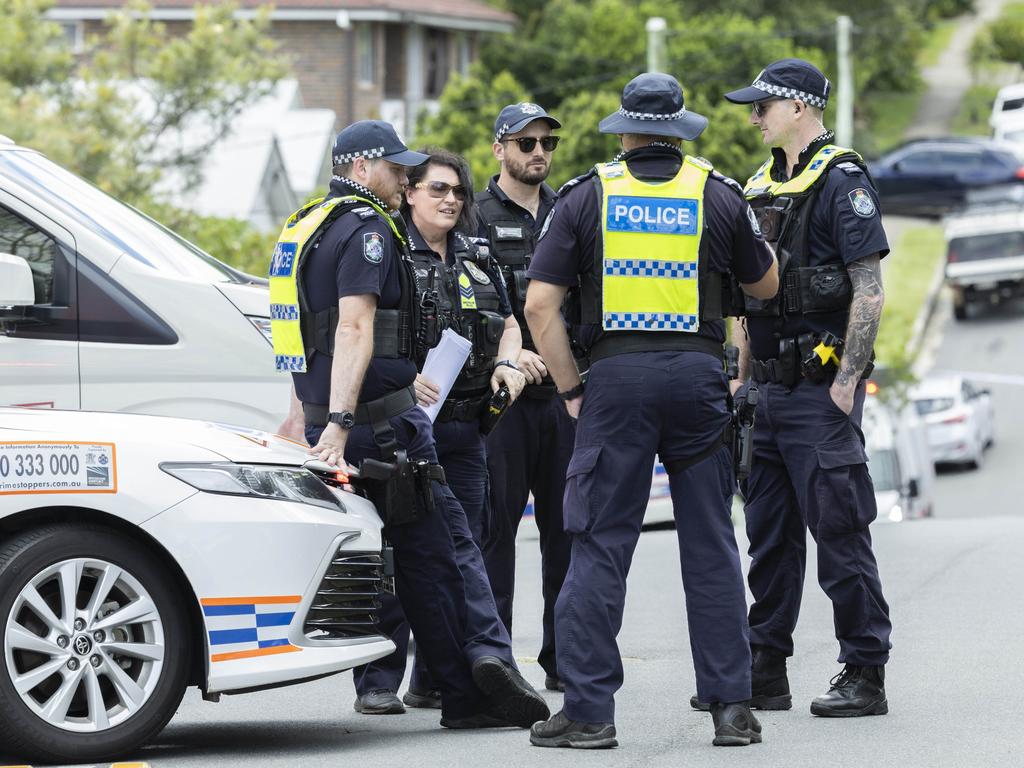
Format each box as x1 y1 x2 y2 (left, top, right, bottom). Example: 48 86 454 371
863 386 935 522
990 83 1024 130
0 137 288 431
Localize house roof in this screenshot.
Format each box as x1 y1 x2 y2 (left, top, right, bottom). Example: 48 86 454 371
48 1 517 31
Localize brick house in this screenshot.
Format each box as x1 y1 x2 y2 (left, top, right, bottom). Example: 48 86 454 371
46 0 517 138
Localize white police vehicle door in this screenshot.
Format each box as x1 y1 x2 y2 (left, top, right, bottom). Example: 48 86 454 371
0 188 80 410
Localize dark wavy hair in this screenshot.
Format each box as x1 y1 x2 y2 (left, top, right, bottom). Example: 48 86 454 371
401 147 479 235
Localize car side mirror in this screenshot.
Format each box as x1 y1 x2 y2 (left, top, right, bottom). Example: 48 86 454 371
905 478 920 499
0 252 35 323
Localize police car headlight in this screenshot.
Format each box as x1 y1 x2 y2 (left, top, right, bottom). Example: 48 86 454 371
247 316 273 346
160 462 345 512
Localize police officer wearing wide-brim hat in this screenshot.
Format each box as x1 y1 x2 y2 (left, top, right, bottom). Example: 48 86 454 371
474 102 574 694
524 73 779 748
693 58 892 718
269 119 548 730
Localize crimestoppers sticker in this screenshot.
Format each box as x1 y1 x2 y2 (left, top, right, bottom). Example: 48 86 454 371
0 442 118 495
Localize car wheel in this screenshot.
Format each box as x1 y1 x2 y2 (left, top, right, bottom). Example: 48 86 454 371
953 302 968 321
0 524 189 764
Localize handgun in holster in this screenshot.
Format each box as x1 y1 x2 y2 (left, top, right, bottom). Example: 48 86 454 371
353 452 419 526
479 385 511 436
733 386 759 483
799 332 843 384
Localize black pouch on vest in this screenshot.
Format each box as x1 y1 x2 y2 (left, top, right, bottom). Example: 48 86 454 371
477 310 504 356
372 310 402 358
799 265 852 313
513 270 529 303
778 338 800 388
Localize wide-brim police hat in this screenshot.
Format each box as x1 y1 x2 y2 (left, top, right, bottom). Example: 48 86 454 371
599 73 708 141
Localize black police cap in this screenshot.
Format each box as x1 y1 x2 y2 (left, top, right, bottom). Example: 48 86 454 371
332 120 429 167
724 58 831 109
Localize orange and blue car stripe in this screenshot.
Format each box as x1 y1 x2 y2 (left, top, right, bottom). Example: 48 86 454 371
201 596 303 662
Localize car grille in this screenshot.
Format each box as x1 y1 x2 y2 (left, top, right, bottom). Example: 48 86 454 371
303 550 385 639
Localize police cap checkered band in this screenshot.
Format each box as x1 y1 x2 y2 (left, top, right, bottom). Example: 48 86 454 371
752 80 828 109
332 146 386 166
617 106 688 121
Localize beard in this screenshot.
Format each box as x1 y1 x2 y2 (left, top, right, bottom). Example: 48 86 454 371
506 155 550 185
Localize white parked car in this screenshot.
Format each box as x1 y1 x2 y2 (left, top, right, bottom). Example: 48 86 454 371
0 136 289 431
910 375 995 469
0 407 391 764
990 83 1024 130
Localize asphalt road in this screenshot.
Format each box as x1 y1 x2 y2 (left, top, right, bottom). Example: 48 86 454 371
5 295 1021 768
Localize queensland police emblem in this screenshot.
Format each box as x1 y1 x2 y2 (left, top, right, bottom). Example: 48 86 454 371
848 188 876 218
746 205 762 237
363 232 384 264
464 260 491 284
520 102 541 115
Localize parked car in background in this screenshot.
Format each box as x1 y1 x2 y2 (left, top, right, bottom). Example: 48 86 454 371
990 83 1024 130
943 209 1024 320
910 374 995 469
994 113 1024 144
862 383 935 523
0 136 288 432
869 138 1024 217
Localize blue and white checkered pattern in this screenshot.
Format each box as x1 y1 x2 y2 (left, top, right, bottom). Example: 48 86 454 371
203 603 296 655
270 303 300 321
604 312 699 331
605 259 698 279
275 354 306 372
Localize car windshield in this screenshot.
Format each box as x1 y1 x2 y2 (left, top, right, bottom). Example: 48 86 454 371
948 231 1024 262
0 149 248 283
914 397 955 415
1002 97 1024 112
870 448 900 492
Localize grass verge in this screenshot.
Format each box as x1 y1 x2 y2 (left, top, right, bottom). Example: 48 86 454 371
860 86 924 158
951 82 1000 136
876 224 944 369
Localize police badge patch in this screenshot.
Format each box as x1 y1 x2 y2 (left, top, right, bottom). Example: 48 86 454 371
746 205 762 237
363 232 384 264
464 260 491 284
848 188 877 218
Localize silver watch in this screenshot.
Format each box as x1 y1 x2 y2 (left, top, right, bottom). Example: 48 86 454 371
495 359 521 372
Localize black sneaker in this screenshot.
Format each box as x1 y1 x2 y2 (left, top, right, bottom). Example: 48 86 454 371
710 702 762 746
810 664 888 717
530 710 617 749
690 645 792 712
471 656 550 727
353 689 405 714
403 687 442 709
544 675 566 692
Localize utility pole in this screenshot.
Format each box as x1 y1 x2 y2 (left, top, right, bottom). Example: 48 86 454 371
836 15 854 147
646 17 667 73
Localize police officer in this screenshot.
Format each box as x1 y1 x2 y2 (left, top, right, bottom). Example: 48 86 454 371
697 59 892 717
475 103 573 692
269 120 548 729
523 74 779 748
351 148 528 713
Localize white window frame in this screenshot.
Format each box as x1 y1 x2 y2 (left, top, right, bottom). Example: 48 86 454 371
57 21 84 54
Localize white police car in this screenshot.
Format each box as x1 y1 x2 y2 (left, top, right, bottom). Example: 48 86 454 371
0 407 392 764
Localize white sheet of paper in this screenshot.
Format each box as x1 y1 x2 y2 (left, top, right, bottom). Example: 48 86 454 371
418 329 472 423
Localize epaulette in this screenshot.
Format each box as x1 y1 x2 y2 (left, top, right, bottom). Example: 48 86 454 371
836 161 864 175
710 169 745 197
557 168 598 197
350 206 377 220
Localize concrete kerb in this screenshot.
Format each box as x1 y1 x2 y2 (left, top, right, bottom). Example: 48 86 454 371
906 234 947 376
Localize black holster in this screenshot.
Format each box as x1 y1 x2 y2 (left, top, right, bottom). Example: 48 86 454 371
354 453 447 527
733 386 759 483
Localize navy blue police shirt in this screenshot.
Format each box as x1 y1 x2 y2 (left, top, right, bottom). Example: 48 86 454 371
745 134 890 361
292 180 417 406
476 175 558 239
528 145 774 347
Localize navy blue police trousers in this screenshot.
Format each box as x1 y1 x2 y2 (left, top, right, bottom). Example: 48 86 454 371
306 406 487 719
483 391 574 681
557 351 752 724
743 378 892 665
352 416 515 695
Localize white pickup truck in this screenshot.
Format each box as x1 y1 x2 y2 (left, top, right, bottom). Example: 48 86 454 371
944 210 1024 321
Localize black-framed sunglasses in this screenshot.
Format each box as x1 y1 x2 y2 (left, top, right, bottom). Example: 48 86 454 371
415 180 469 201
500 136 560 153
752 98 783 118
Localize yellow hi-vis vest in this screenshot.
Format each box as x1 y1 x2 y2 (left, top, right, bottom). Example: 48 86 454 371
597 156 710 333
269 195 403 373
743 143 863 198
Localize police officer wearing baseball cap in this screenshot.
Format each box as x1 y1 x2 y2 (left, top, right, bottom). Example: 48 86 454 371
473 102 574 695
688 58 892 718
524 73 779 748
270 119 548 730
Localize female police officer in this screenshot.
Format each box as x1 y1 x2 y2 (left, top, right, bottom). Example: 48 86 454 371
351 148 530 714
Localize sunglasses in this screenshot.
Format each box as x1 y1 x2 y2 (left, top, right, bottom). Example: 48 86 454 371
500 136 560 153
415 180 469 201
752 98 783 118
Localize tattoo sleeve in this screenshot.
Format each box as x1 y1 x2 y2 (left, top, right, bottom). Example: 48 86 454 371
836 254 884 389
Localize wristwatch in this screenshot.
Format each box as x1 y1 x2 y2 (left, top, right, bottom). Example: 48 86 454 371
328 411 357 429
558 382 585 401
494 359 521 372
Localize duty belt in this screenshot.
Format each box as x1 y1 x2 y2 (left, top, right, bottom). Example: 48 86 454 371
750 333 873 387
302 384 417 427
437 393 490 423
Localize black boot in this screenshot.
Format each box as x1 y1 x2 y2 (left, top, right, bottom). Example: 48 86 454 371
530 711 617 748
689 645 791 712
710 702 762 746
810 664 888 717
